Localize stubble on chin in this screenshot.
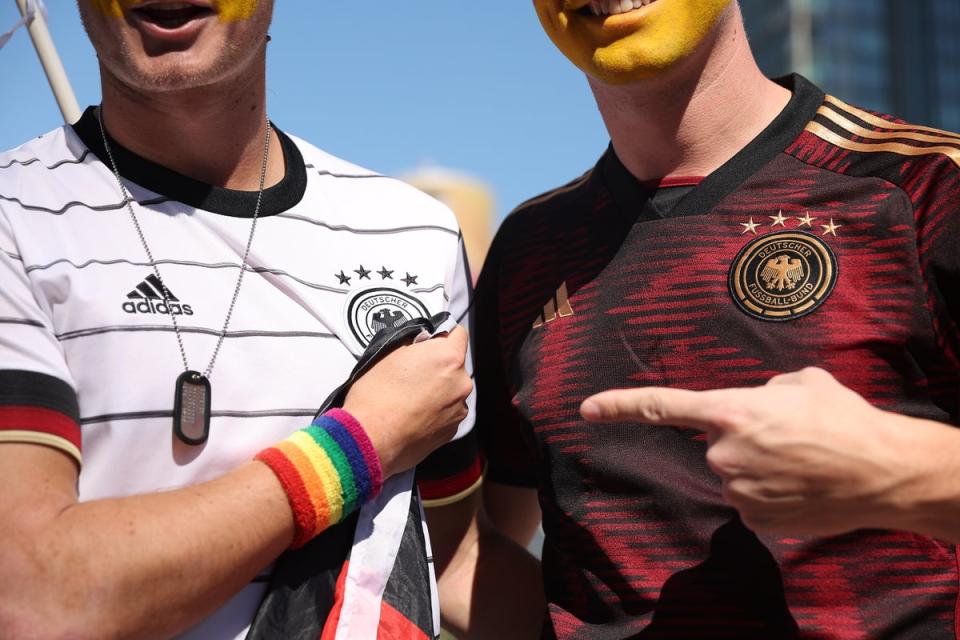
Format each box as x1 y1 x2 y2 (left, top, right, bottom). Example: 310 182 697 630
78 2 267 95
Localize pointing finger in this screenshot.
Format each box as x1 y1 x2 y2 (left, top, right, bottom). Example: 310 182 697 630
580 387 747 434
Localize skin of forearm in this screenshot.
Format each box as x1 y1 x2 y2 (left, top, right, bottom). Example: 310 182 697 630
483 483 542 548
439 522 545 640
0 452 293 640
429 496 545 640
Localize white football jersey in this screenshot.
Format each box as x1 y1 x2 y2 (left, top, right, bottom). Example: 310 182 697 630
0 108 476 639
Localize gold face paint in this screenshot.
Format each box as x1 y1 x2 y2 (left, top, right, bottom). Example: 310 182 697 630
215 0 258 22
533 0 733 84
89 0 259 22
90 0 123 17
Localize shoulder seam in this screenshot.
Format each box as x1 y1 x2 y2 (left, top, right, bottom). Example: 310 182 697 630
508 168 594 216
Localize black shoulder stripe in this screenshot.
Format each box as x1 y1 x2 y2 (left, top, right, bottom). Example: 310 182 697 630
0 370 79 421
417 431 479 480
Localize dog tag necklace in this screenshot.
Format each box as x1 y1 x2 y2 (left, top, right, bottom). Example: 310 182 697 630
97 107 271 445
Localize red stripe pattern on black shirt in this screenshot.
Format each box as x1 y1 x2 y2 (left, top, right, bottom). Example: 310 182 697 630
475 76 960 639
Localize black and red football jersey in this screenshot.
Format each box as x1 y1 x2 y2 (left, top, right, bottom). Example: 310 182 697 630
474 75 960 639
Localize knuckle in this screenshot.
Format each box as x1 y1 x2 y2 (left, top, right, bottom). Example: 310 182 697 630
705 444 739 476
637 393 668 422
800 366 830 382
711 400 746 431
766 371 794 386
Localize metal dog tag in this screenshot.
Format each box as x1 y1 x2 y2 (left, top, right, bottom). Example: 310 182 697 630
174 370 211 445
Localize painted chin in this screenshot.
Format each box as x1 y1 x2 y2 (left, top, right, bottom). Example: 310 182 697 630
540 0 732 84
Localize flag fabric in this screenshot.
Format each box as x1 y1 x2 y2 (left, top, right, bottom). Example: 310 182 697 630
247 313 456 640
0 0 46 50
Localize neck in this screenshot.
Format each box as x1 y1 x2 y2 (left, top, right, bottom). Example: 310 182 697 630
589 4 790 182
98 57 284 191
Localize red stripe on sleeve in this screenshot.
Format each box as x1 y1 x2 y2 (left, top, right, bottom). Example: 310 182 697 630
0 405 81 451
418 455 483 501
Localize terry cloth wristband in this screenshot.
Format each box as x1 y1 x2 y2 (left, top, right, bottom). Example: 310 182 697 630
256 408 383 548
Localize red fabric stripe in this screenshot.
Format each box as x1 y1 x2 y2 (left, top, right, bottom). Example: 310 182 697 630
0 405 80 450
641 175 705 189
377 599 430 640
254 447 317 548
320 560 350 640
418 455 482 500
955 545 959 640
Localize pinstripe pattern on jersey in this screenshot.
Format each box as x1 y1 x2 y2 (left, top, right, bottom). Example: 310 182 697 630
0 149 93 170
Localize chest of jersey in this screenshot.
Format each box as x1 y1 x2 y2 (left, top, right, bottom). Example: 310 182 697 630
510 171 957 456
495 167 960 638
12 190 453 499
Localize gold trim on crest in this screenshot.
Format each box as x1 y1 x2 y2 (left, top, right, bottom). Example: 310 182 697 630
729 231 838 322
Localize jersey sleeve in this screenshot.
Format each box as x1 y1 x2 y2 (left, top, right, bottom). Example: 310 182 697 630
417 235 483 507
915 156 960 368
471 225 540 489
0 208 81 464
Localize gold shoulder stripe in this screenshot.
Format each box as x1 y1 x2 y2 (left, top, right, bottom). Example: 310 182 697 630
805 121 960 169
0 430 81 464
511 169 593 213
824 95 960 142
818 106 960 148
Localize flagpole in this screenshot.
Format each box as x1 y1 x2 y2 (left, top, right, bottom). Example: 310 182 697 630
14 0 81 123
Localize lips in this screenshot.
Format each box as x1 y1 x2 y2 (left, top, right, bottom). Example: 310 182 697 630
130 1 215 31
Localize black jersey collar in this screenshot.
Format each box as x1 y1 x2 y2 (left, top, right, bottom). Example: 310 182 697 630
601 74 825 219
72 106 307 218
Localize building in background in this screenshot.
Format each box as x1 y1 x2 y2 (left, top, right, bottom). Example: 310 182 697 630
404 167 495 281
740 0 960 131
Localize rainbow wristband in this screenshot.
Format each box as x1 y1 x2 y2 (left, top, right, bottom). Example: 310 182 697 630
256 408 383 548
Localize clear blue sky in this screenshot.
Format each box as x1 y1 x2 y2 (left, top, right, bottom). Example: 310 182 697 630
0 3 610 222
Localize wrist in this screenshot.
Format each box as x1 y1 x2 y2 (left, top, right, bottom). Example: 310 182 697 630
255 409 383 548
341 403 399 480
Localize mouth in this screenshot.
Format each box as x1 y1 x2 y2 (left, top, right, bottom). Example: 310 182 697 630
130 1 216 31
576 0 659 17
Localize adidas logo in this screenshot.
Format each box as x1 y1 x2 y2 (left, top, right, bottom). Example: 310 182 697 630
532 281 574 328
121 274 194 316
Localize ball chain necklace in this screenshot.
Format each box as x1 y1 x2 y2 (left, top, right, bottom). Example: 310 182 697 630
97 106 271 446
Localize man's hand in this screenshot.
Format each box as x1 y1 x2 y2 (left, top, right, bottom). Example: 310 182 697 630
344 325 473 479
580 367 960 539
